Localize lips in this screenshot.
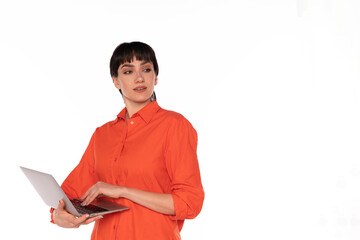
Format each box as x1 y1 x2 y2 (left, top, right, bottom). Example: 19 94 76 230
133 86 147 92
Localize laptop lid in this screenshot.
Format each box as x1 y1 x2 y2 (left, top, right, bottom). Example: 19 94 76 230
20 166 129 217
20 166 80 216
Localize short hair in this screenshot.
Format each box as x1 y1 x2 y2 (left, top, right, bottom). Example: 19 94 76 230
110 41 159 77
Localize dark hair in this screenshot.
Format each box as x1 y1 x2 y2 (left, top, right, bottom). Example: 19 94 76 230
110 41 159 77
110 42 158 101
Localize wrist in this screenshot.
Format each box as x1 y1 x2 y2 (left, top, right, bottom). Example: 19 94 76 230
52 209 60 224
119 186 129 199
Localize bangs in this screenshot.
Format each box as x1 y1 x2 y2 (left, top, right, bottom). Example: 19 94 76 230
110 42 159 77
119 45 153 66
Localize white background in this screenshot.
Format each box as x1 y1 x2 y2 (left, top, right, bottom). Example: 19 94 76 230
1 0 360 239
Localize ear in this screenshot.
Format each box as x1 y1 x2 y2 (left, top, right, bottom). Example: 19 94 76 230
112 76 121 90
154 76 158 86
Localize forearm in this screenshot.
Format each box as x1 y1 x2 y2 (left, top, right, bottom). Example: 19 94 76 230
121 186 175 215
80 181 175 215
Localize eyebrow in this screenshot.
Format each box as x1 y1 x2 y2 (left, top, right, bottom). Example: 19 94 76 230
120 61 151 69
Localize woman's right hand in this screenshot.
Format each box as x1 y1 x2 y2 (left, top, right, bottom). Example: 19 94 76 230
53 200 102 228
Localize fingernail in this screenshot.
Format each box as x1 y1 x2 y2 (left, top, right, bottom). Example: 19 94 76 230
98 216 103 219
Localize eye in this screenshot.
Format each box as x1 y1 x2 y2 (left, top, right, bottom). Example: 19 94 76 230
123 70 132 74
143 68 152 73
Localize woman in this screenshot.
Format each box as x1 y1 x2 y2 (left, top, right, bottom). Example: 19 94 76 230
51 42 204 239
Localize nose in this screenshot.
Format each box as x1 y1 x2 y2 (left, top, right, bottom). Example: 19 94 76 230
135 71 144 83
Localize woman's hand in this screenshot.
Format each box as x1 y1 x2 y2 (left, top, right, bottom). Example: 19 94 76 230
80 181 123 206
53 200 102 228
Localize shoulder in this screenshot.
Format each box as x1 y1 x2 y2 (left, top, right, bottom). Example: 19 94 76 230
91 117 121 138
158 108 197 136
97 120 116 130
159 108 194 127
160 108 185 121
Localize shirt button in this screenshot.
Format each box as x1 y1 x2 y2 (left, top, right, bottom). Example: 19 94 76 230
130 121 134 125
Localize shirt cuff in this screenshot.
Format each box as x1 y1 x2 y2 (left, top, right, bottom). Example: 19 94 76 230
170 194 188 220
50 208 55 224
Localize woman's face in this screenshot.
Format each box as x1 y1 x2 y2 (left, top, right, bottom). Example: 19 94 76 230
112 58 158 107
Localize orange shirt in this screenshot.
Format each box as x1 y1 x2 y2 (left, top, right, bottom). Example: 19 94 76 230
52 101 204 240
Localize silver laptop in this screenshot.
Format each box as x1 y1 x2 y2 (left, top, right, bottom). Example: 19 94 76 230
20 166 129 217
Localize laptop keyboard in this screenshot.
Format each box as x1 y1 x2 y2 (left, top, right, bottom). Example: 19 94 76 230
71 199 108 215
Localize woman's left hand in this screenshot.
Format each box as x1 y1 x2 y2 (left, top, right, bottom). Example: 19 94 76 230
80 181 124 206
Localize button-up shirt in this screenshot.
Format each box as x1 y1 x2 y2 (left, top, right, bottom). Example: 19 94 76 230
52 101 204 240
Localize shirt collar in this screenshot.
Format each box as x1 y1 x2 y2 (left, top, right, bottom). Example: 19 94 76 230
113 101 161 124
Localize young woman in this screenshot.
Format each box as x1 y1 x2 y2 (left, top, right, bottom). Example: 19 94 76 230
51 42 204 239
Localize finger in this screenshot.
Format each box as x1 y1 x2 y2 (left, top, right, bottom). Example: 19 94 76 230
82 189 100 206
82 193 96 206
57 199 65 210
80 184 98 202
74 213 90 225
81 215 103 225
80 187 92 201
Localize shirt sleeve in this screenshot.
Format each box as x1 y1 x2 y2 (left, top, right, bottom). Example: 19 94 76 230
60 129 97 199
164 115 205 220
50 129 97 223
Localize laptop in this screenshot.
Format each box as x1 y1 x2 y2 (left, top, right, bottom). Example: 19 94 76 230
20 166 129 217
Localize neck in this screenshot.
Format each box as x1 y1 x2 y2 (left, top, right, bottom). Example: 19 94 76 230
124 99 152 119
